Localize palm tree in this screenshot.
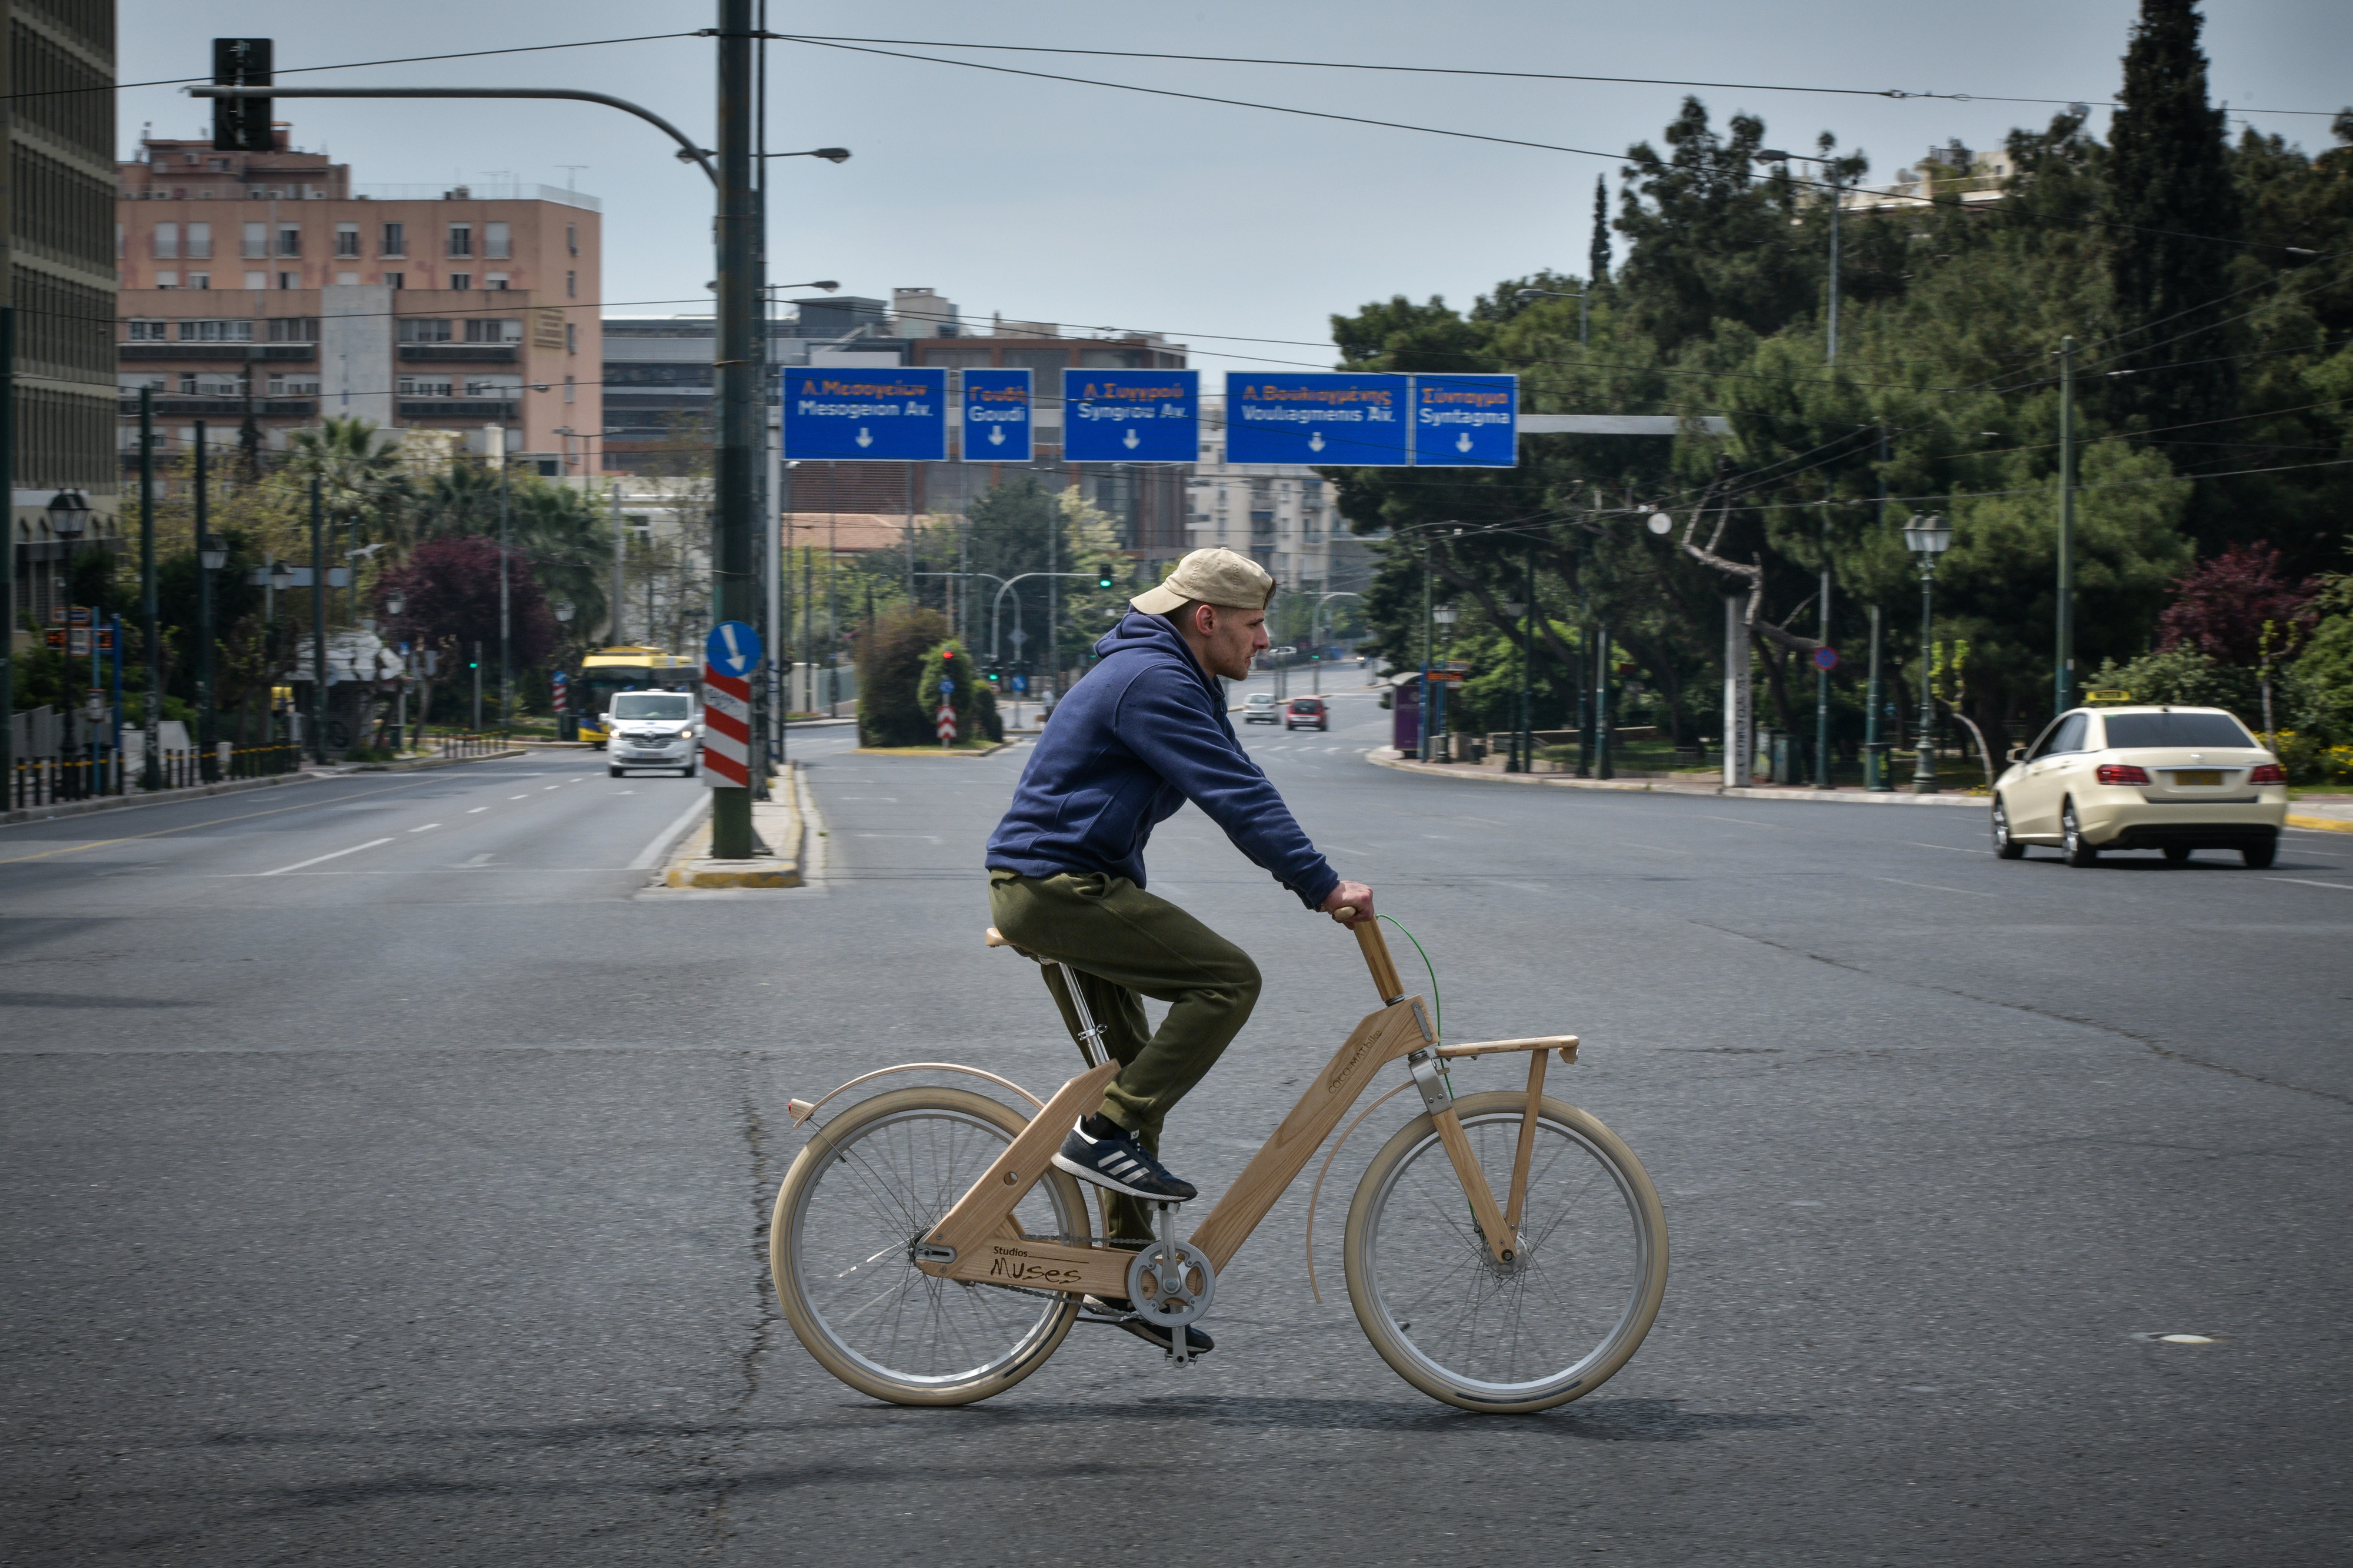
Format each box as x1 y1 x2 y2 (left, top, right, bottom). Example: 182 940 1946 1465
284 416 411 556
506 479 611 666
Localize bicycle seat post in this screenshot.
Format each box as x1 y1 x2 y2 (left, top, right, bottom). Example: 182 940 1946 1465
1056 962 1111 1070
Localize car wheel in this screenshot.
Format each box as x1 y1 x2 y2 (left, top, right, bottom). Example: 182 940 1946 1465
609 765 624 778
2163 845 2193 865
2241 840 2277 869
681 765 698 778
2062 800 2099 867
1992 796 2026 859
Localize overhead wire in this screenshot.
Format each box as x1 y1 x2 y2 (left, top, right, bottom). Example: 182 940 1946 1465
2 32 709 103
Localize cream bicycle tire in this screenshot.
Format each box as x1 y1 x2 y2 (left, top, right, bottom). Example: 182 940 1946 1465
1343 1091 1668 1413
771 1086 1091 1406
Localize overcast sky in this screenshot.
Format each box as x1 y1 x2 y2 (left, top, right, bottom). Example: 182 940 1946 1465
118 2 2347 384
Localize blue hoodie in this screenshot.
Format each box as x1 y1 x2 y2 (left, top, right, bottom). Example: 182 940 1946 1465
985 611 1340 909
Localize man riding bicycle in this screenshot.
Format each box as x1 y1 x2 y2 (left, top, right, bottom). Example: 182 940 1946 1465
985 548 1375 1355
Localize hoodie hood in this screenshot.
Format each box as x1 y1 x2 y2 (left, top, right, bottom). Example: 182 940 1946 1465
1093 610 1222 705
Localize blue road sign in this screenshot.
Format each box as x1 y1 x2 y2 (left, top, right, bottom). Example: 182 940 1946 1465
1063 369 1199 463
705 620 765 677
1011 674 1028 693
1226 373 1409 466
961 368 1033 463
1411 373 1518 466
782 365 947 461
1812 646 1839 672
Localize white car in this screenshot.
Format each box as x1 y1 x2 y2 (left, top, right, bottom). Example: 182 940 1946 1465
1241 692 1280 724
1989 705 2286 868
605 690 701 777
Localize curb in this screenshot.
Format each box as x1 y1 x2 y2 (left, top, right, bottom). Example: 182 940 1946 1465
352 747 528 773
1 769 315 827
661 766 805 888
1364 748 1984 808
2287 813 2353 835
852 740 1016 758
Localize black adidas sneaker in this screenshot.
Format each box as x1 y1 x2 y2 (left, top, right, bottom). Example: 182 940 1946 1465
1051 1120 1198 1203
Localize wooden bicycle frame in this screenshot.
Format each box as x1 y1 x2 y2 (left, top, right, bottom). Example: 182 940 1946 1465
916 920 1577 1297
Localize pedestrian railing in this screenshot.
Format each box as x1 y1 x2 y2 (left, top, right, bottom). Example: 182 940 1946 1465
8 743 304 810
436 731 505 760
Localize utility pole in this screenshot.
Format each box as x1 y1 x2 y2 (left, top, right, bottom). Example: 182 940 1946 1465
1722 596 1752 788
496 430 512 737
2055 335 2077 716
140 389 160 789
608 483 626 646
1815 515 1832 788
1 306 14 795
310 474 327 765
1418 539 1434 761
194 423 217 780
709 0 759 857
1864 604 1888 792
1827 171 1842 365
1593 623 1614 780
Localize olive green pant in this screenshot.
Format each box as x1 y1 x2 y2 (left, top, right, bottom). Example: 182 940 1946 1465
986 869 1262 1241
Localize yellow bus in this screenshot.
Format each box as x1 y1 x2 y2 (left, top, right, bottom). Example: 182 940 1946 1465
572 646 699 748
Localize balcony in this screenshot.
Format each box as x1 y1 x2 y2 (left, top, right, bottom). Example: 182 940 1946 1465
119 342 315 362
399 343 520 363
120 396 318 416
398 399 518 419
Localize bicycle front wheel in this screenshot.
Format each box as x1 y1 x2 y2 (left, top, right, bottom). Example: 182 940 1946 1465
1343 1090 1667 1413
771 1086 1091 1406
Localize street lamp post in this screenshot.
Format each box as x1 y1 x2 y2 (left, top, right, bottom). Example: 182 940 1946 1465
192 422 221 781
1902 513 1952 795
385 590 407 751
1755 149 1845 364
1308 590 1362 696
1431 604 1458 760
1513 287 1591 347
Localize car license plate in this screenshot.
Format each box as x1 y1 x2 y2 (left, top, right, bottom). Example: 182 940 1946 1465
2171 769 2223 786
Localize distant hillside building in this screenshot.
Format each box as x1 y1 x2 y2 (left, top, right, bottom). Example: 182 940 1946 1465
6 0 117 635
115 128 602 473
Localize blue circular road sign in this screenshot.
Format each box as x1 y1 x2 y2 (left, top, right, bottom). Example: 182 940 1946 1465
706 620 765 677
1812 646 1839 671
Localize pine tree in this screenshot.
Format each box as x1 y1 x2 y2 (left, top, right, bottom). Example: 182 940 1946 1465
1589 175 1611 285
2107 0 2240 435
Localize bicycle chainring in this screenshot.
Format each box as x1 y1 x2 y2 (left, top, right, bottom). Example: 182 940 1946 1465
1124 1236 1215 1329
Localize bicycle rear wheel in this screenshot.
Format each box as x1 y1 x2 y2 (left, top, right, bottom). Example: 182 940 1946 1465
772 1086 1091 1406
1343 1090 1667 1413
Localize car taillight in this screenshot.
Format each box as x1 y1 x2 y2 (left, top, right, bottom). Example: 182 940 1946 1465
2249 762 2286 785
2095 763 2151 785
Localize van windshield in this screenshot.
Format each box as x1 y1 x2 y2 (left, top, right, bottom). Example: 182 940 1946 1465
611 692 692 720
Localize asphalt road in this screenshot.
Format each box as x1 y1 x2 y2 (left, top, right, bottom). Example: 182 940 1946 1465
4 694 2347 1566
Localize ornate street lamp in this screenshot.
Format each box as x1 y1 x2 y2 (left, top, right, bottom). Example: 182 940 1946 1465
1902 513 1952 795
46 489 90 538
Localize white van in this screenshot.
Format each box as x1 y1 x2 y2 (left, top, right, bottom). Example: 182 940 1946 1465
605 690 701 777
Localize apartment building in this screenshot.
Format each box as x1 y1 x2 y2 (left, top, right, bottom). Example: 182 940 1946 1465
6 0 118 635
1187 396 1372 607
116 129 601 469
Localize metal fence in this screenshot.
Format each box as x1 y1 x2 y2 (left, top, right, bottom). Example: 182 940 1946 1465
7 744 302 812
436 732 505 760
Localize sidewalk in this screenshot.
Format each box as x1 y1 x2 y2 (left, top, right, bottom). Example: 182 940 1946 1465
1365 746 1983 809
655 766 807 889
2288 796 2353 833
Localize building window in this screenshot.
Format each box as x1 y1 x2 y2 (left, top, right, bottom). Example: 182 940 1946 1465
335 272 360 286
565 270 576 299
179 319 255 342
128 320 169 341
381 222 406 256
242 221 266 258
463 318 521 343
186 222 212 258
154 271 179 289
189 273 211 290
243 271 267 290
564 375 575 403
275 224 301 256
266 374 321 395
398 376 454 398
152 222 179 258
485 222 510 259
449 273 472 292
265 318 318 342
398 318 453 343
565 322 578 355
384 271 404 291
335 223 361 257
465 376 520 398
485 273 509 290
447 223 473 258
278 272 299 291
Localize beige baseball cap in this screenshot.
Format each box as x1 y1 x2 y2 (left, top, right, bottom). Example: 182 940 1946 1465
1129 547 1277 616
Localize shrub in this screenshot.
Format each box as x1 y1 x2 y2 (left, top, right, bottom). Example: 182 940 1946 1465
2083 647 2258 722
853 607 951 746
916 640 987 743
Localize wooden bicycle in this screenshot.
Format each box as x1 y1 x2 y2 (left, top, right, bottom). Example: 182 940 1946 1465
769 915 1667 1413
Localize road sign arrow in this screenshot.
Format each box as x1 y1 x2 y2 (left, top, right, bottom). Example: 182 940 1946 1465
1308 431 1326 452
988 424 1004 446
855 426 874 448
1122 428 1141 450
1455 431 1473 452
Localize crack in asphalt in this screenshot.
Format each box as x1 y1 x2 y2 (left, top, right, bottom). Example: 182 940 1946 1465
1686 919 2353 1109
706 1053 785 1552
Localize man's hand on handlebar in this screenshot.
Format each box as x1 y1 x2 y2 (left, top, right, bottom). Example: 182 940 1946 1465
1322 881 1377 928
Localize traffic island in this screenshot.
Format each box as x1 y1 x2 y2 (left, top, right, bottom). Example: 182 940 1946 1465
658 766 805 888
1365 746 1983 808
852 741 1017 757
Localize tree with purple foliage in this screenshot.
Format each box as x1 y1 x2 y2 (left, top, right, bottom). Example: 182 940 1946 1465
376 536 556 726
2156 543 2316 667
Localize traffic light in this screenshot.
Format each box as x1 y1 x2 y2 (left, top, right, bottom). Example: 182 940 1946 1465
1096 570 1115 589
211 38 274 152
984 663 1002 683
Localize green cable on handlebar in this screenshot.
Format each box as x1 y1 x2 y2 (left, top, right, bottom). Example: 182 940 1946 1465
1378 914 1439 1040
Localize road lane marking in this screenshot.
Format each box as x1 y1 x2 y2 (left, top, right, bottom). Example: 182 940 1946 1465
1700 815 1773 828
510 793 529 799
468 807 489 813
2268 877 2353 892
1906 840 1985 855
544 785 562 791
0 778 444 866
409 823 440 833
626 795 712 870
259 838 395 876
1873 875 1998 898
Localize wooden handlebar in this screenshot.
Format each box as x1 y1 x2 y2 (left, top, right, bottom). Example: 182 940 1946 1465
1334 907 1406 1004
